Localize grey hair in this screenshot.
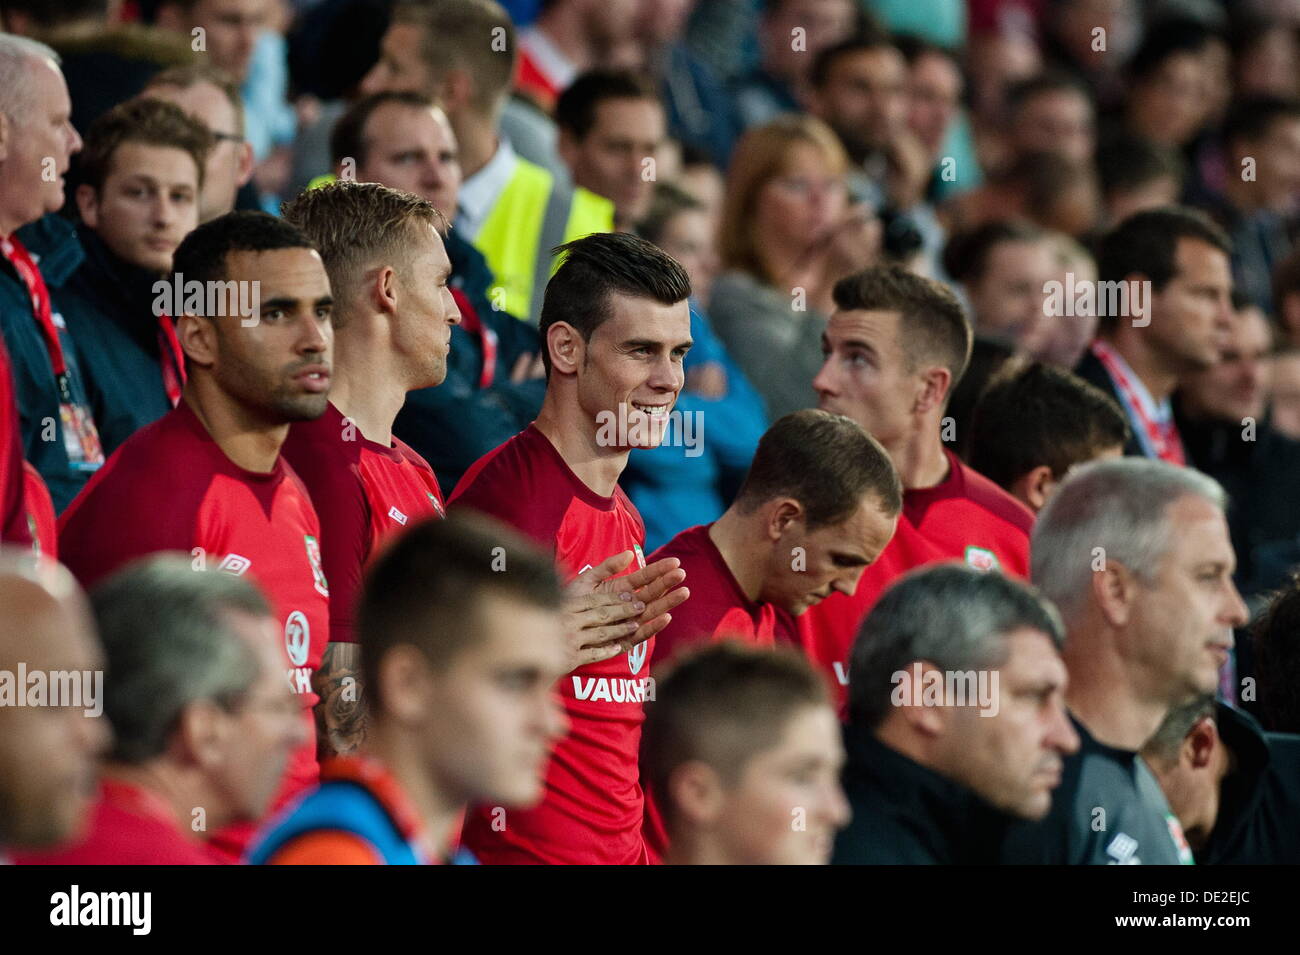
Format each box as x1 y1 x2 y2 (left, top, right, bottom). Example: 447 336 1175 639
90 555 271 764
1030 458 1227 625
0 34 61 122
1141 693 1216 767
847 563 1065 729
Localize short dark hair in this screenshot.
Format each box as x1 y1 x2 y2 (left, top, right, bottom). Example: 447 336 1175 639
1005 70 1092 118
172 210 316 287
78 97 212 194
1128 17 1221 84
893 33 957 68
734 410 902 528
833 264 972 393
330 90 437 168
554 69 660 140
810 28 897 91
1096 134 1185 197
90 556 270 764
0 0 106 27
1096 206 1232 330
969 361 1131 489
538 231 691 375
641 642 831 831
848 564 1064 729
1223 95 1300 150
358 512 563 714
391 0 516 113
1253 576 1300 734
942 220 1045 284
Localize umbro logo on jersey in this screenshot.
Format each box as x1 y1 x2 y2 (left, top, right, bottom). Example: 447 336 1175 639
1106 832 1141 865
218 554 251 576
388 506 408 526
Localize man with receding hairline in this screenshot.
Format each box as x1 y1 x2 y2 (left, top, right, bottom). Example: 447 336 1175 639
797 265 1034 706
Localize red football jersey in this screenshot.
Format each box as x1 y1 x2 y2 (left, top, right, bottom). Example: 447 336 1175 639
0 335 30 547
648 522 795 669
57 402 330 841
282 402 444 644
16 779 219 865
22 461 55 558
796 449 1034 707
450 425 652 865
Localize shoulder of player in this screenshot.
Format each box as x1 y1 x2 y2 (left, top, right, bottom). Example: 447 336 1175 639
950 459 1035 535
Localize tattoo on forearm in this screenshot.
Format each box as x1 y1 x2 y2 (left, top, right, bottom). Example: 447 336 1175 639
313 642 367 758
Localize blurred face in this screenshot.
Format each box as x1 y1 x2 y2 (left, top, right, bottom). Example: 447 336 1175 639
1027 257 1099 368
813 47 909 159
762 0 858 83
1128 495 1248 702
760 495 897 615
0 56 81 231
1107 174 1181 226
634 0 696 47
78 143 200 273
0 586 108 849
585 0 640 46
199 247 334 424
189 0 271 83
1245 118 1300 214
1146 238 1234 375
908 51 961 159
142 80 248 223
423 594 569 806
656 208 718 303
561 98 665 227
1130 53 1209 147
814 309 923 453
213 612 308 820
360 23 433 97
1012 89 1094 164
1269 352 1300 441
754 143 848 256
356 104 461 220
1236 27 1299 98
967 239 1058 347
712 704 850 864
1181 306 1272 423
571 292 693 449
393 222 460 388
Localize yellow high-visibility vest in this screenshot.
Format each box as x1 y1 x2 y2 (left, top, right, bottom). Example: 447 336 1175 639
475 156 613 322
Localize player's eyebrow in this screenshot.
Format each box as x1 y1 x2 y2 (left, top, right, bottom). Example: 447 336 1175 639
621 337 693 351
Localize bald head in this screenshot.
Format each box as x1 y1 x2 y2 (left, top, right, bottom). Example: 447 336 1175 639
0 552 109 850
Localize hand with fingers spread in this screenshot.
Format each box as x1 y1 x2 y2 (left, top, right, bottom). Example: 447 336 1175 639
561 551 690 673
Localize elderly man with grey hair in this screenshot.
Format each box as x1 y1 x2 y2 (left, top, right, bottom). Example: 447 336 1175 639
0 549 108 863
17 556 308 865
0 33 100 514
1001 457 1249 864
833 564 1079 864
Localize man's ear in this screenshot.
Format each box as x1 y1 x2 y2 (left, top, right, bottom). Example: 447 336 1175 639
1011 464 1056 513
172 699 228 770
1091 558 1137 630
235 141 255 189
75 184 99 228
376 644 434 724
914 365 952 416
764 497 804 541
1184 717 1219 771
893 659 949 737
667 760 727 827
546 321 581 376
176 313 217 370
369 264 399 317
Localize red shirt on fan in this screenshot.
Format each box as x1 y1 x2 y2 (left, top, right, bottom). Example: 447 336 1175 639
16 779 218 865
648 522 796 669
282 402 444 644
57 401 330 854
450 424 652 865
796 448 1033 707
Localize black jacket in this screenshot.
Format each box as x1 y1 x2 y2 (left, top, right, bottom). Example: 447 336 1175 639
832 723 1014 864
1200 703 1300 864
1073 348 1146 458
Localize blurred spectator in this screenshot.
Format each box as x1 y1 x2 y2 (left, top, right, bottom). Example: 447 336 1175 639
1253 576 1300 734
361 0 613 324
942 150 1101 239
711 115 878 419
1003 459 1246 864
730 0 862 129
155 0 270 85
251 513 570 864
1270 347 1300 440
1026 232 1100 369
142 63 255 223
0 36 101 513
516 0 637 114
0 551 108 863
943 333 1016 458
555 69 666 231
968 360 1129 512
642 642 850 865
1075 207 1234 462
1120 18 1221 152
321 92 546 490
1229 14 1300 99
1040 0 1141 115
626 182 767 549
1096 133 1185 228
648 410 899 670
942 220 1056 350
1003 72 1095 166
896 35 978 201
835 565 1078 864
675 142 725 220
1272 245 1300 347
64 98 210 454
19 556 306 865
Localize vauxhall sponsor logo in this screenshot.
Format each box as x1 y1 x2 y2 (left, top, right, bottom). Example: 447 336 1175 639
571 675 656 703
